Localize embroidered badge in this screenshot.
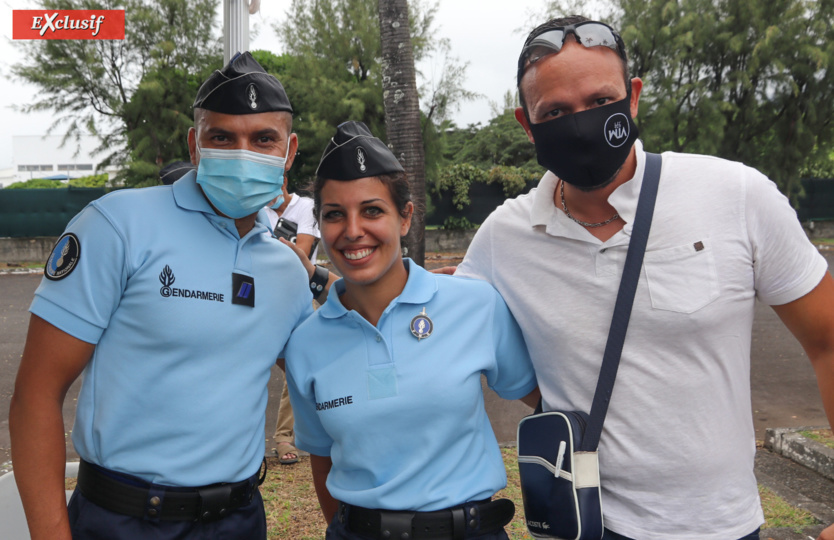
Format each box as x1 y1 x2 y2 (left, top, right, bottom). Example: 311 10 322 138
356 146 367 173
247 83 258 110
159 265 175 297
410 307 433 341
44 233 80 281
158 265 225 302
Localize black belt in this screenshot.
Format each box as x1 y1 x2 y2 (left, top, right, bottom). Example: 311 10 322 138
342 498 515 540
76 460 262 522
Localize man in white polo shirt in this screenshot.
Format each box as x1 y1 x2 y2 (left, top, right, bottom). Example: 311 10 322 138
456 14 834 540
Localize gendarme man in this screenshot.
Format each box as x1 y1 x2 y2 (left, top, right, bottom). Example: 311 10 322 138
9 52 314 540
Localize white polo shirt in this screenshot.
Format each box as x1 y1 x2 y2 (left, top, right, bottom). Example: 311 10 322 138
266 194 320 261
456 140 828 540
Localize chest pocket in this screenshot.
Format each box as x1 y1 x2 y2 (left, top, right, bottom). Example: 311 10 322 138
644 241 719 314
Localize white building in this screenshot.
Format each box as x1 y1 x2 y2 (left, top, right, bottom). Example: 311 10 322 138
4 135 118 188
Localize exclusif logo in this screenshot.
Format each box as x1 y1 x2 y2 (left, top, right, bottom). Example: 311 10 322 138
13 10 125 40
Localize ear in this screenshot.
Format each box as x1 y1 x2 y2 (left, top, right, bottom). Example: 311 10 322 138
187 128 198 166
629 78 643 119
515 107 535 143
400 201 414 237
285 133 299 171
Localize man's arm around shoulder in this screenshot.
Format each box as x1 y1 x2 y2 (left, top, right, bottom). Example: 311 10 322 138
9 315 94 540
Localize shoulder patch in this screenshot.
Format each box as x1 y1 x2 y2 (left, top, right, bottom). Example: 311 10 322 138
45 233 81 281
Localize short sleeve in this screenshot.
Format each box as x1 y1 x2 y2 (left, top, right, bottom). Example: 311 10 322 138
285 336 334 457
455 216 494 283
745 171 828 305
483 289 537 399
293 198 320 239
30 204 128 344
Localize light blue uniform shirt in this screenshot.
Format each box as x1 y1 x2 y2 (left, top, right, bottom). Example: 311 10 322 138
30 172 313 487
285 260 536 511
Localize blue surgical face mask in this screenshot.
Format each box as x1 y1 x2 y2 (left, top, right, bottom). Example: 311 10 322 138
269 192 285 210
196 143 289 219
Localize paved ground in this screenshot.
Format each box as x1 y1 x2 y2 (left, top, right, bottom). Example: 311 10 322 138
1 252 833 535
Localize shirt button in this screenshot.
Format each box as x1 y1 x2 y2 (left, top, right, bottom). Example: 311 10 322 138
600 248 607 253
375 335 382 342
149 496 161 507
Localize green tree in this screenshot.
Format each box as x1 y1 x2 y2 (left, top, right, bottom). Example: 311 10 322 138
451 107 540 173
12 0 221 186
69 174 110 188
5 179 66 190
122 61 219 187
273 0 476 196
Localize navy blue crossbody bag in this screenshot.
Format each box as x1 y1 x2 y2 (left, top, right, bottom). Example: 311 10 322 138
517 153 662 540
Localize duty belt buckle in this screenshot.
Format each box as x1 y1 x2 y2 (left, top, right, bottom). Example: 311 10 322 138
379 510 415 540
196 483 234 523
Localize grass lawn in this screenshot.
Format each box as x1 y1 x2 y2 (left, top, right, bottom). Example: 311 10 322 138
0 261 43 270
799 428 834 450
258 448 819 539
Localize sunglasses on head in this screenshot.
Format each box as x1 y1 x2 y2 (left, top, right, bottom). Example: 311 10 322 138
517 21 626 84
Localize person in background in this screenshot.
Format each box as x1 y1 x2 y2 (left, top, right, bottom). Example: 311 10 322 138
9 52 314 540
159 161 195 186
455 15 834 540
266 180 320 464
284 121 540 540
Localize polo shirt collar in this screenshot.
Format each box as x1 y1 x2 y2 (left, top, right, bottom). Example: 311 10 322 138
528 139 647 242
172 170 214 213
172 170 272 234
319 258 439 319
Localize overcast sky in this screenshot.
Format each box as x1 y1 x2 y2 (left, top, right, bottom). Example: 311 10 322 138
0 0 551 169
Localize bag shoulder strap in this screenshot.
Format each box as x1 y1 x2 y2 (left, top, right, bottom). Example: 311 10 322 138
578 152 662 452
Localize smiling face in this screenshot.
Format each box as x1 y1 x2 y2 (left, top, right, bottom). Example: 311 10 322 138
318 176 413 290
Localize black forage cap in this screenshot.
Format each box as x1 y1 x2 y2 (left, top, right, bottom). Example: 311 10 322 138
159 161 195 185
315 121 404 180
192 52 293 115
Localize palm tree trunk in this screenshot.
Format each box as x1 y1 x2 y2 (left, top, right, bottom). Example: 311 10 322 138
378 0 426 266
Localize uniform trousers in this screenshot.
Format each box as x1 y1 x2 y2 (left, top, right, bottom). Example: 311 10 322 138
67 486 267 540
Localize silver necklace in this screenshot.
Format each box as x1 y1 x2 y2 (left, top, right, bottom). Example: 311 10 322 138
560 180 620 228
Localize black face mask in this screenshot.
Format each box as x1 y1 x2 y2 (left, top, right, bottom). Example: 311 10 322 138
528 97 639 190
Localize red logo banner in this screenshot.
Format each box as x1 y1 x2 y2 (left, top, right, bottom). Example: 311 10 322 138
13 10 125 40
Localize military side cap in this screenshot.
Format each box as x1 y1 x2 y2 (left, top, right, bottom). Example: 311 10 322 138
193 51 292 114
159 161 195 185
316 121 404 180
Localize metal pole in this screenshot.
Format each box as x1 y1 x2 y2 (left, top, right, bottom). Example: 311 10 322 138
223 0 250 65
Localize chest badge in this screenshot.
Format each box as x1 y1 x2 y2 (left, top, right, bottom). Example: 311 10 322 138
410 307 433 341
